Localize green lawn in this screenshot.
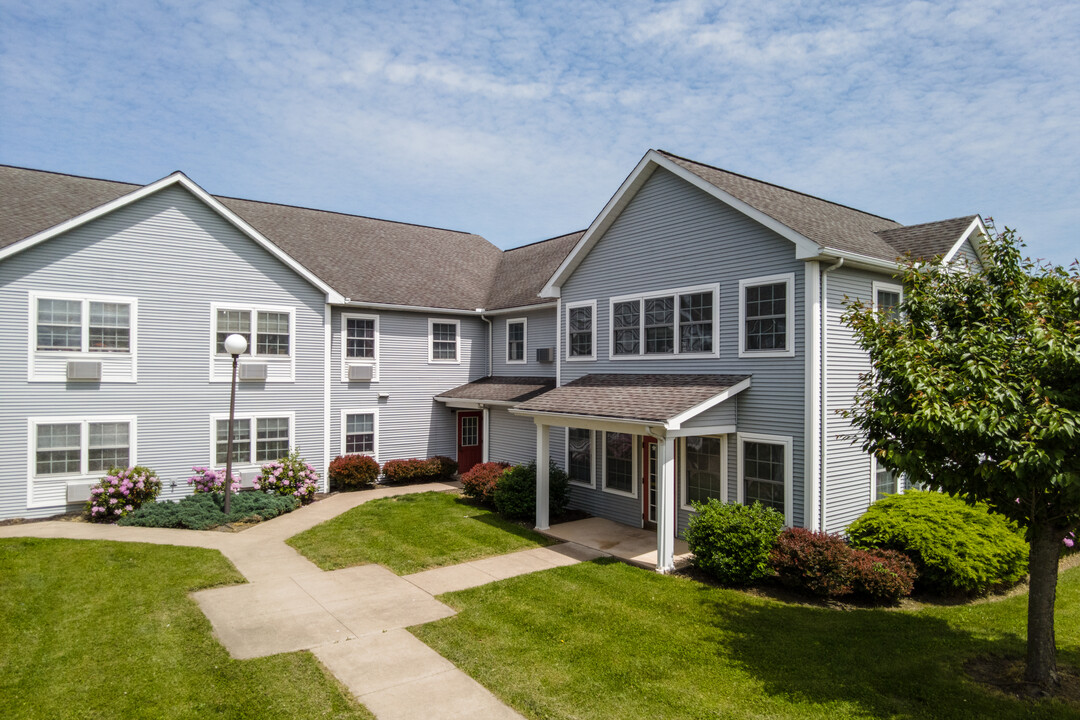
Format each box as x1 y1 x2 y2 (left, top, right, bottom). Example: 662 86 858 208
286 491 553 574
413 558 1080 720
0 537 372 720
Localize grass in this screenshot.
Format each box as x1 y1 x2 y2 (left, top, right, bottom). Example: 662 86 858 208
0 537 373 720
412 558 1080 720
286 491 553 574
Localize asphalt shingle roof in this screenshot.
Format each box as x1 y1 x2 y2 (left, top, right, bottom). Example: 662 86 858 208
875 216 979 261
436 376 556 404
514 374 751 423
485 231 582 310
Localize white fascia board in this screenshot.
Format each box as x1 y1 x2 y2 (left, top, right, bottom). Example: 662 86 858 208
340 300 483 315
0 172 346 304
432 397 519 408
482 302 558 316
665 377 752 430
942 216 989 265
810 248 901 273
510 408 660 436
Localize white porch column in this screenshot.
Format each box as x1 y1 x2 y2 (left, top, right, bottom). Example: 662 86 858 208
535 422 550 530
656 436 676 573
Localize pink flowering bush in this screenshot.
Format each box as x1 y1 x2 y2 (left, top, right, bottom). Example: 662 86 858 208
255 448 319 504
188 466 241 494
86 466 161 523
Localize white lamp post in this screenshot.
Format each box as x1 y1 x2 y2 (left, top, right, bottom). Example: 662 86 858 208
222 333 248 515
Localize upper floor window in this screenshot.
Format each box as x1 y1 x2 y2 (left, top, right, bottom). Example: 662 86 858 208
340 313 379 382
347 317 376 358
36 296 132 353
738 273 795 358
32 416 134 478
506 318 526 363
215 307 291 356
873 281 903 321
566 300 596 360
429 319 460 363
609 285 717 359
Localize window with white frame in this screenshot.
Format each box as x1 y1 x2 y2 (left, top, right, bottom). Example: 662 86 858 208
35 295 133 353
610 285 717 358
341 313 379 381
214 307 291 356
603 431 635 496
739 274 795 357
506 318 526 363
32 417 134 478
429 319 460 362
566 301 595 359
873 281 903 321
737 433 792 522
682 435 726 506
344 412 376 455
872 455 901 500
567 428 593 486
214 415 291 465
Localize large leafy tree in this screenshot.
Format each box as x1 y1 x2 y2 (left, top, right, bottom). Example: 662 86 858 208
844 227 1080 692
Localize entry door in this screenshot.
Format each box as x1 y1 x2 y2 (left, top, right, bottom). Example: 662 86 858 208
642 437 659 530
457 411 483 474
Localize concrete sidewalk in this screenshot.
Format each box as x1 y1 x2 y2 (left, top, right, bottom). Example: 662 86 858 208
1 483 605 720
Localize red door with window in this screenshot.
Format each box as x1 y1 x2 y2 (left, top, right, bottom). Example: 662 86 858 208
457 411 483 474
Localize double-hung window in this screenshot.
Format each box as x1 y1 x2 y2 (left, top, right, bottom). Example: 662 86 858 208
603 431 635 497
873 281 903 321
682 435 726 507
213 414 292 466
871 455 901 501
566 301 595 360
429 319 460 363
737 432 793 524
609 285 717 359
739 273 795 358
343 411 377 456
567 428 594 487
342 313 379 381
36 297 133 353
32 417 135 478
215 308 291 356
506 318 526 363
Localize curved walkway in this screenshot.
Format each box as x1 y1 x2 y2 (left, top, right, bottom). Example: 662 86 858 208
0 483 604 720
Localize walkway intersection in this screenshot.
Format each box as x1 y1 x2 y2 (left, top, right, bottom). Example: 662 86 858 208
0 483 606 720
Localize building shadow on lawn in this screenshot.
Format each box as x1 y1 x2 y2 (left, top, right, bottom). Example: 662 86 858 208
699 589 1080 719
465 503 553 543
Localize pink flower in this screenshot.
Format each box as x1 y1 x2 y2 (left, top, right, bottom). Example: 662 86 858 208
124 505 133 512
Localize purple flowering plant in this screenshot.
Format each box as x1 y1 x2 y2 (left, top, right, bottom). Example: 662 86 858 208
85 466 161 523
256 448 319 504
188 466 241 494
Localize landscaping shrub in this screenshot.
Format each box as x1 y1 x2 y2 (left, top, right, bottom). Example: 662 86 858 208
256 448 320 504
328 454 380 489
769 527 917 603
492 461 570 521
86 466 161 522
118 491 300 530
684 500 784 585
382 456 456 483
460 462 511 505
846 490 1028 594
188 466 240 494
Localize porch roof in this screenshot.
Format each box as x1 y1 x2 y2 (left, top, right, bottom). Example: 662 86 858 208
434 376 556 405
512 373 751 426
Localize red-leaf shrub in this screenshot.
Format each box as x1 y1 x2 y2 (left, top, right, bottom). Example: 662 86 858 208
460 462 511 504
430 455 458 481
381 456 457 484
849 548 917 603
329 454 380 488
771 527 855 598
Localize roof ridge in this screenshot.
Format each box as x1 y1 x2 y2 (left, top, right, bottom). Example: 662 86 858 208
877 215 979 233
502 229 586 252
656 149 898 225
0 163 140 188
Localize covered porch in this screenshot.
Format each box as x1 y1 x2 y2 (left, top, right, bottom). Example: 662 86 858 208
512 373 751 573
544 517 692 570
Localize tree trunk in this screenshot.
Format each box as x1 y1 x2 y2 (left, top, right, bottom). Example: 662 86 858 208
1025 518 1062 690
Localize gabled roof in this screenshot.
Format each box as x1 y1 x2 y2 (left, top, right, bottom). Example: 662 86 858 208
485 231 582 310
874 215 983 262
435 376 556 405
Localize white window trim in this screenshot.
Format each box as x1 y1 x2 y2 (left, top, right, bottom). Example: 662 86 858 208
340 408 379 461
736 432 794 526
208 411 295 472
608 283 720 361
428 318 461 364
28 291 139 383
871 281 904 311
738 272 796 358
565 299 597 361
679 434 728 511
340 312 380 382
601 431 638 498
565 427 596 488
869 453 905 503
27 415 138 506
209 302 296 382
505 317 527 365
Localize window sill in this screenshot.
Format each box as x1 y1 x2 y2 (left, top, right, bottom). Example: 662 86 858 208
609 352 719 361
601 485 637 499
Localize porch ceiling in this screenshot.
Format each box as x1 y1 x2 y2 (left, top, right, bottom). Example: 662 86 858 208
434 376 555 405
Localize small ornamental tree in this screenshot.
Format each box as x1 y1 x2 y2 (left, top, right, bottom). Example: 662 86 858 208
843 226 1080 691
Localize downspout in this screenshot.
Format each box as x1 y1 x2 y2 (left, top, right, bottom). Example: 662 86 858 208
479 312 492 378
820 257 844 532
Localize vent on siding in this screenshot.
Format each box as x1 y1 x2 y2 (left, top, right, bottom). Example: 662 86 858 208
348 364 374 381
66 483 94 503
66 360 102 381
238 363 268 381
536 348 554 363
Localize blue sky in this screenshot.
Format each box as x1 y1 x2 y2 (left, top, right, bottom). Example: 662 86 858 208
2 0 1077 265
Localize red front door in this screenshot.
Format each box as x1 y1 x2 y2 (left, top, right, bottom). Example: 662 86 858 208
457 411 483 473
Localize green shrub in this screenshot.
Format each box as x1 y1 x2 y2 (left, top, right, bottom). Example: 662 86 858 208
86 466 161 522
328 454 380 489
492 461 570 521
460 462 511 505
684 500 784 585
846 490 1028 595
118 492 300 531
255 449 320 504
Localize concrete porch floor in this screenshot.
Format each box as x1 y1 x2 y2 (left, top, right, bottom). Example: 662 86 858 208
542 517 692 571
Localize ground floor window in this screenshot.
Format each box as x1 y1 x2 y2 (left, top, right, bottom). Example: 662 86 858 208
32 417 134 478
345 413 375 454
568 428 593 486
874 459 899 499
683 435 726 506
737 433 792 522
214 414 291 466
603 432 635 496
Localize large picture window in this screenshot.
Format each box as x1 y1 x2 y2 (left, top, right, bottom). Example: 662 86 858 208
609 285 717 359
739 274 795 358
603 431 635 496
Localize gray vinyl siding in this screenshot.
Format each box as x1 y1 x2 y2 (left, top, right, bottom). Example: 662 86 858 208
490 307 557 377
485 407 564 470
0 186 327 519
329 307 486 465
952 238 982 270
559 168 806 526
566 430 643 528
